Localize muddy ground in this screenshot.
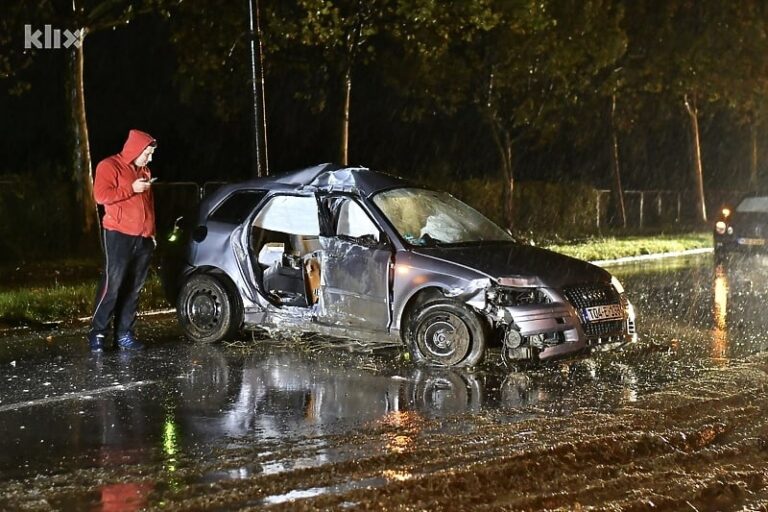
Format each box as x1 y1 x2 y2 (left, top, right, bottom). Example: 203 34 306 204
2 356 768 511
2 254 768 511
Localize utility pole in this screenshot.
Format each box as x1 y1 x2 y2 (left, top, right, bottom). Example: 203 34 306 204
248 0 269 177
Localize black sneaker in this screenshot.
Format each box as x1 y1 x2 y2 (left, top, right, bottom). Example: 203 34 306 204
88 333 106 353
115 333 145 351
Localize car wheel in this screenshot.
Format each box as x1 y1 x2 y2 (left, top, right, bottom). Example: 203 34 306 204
407 300 486 367
177 274 241 343
409 368 483 413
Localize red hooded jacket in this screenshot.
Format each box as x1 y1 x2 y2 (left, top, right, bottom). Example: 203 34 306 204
94 130 156 238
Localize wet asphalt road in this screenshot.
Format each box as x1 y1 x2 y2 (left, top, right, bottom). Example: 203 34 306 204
2 253 768 510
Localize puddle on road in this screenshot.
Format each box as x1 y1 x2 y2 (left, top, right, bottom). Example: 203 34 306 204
5 254 768 509
616 254 768 367
259 477 384 506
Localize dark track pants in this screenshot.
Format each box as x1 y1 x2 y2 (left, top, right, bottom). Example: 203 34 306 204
90 229 154 340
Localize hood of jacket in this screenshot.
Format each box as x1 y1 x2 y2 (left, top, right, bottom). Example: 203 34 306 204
119 129 156 165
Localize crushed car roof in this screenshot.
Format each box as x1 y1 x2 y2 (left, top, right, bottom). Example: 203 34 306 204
201 163 412 216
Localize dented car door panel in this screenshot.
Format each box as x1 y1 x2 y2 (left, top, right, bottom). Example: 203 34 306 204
317 237 391 329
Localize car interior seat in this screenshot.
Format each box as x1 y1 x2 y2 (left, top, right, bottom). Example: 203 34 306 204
289 234 321 305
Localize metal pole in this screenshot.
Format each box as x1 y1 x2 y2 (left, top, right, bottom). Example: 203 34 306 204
248 0 269 177
596 191 601 230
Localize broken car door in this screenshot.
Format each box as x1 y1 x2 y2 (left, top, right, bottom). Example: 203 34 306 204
318 195 391 330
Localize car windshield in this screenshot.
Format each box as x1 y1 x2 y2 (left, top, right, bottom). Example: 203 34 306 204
373 188 513 246
736 196 768 213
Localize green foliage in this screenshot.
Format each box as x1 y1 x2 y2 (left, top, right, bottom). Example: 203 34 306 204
0 176 78 262
0 284 96 321
0 272 168 322
513 182 600 236
442 178 505 227
617 1 768 128
436 177 600 236
0 1 48 94
545 232 712 262
170 0 251 121
4 0 768 233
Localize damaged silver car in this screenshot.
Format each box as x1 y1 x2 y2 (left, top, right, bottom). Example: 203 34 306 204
167 164 636 367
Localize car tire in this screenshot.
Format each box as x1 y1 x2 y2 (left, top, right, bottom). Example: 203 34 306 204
408 368 483 412
177 273 241 343
407 299 486 367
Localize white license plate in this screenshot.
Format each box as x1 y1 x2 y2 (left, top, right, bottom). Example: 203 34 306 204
738 238 765 246
583 304 624 322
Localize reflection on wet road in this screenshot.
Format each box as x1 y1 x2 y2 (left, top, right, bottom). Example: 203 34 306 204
614 254 768 365
3 253 768 509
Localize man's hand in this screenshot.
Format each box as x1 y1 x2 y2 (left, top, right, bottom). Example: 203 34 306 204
132 178 152 193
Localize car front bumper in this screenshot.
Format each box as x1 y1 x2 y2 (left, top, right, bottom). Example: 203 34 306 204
495 298 636 362
715 235 768 256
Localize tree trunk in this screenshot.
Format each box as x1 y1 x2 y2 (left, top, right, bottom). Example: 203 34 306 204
609 94 627 228
750 122 758 191
683 93 707 223
340 66 351 166
484 68 514 229
69 29 98 243
490 121 514 230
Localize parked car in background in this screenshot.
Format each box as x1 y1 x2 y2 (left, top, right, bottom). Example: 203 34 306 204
161 163 636 367
714 195 768 263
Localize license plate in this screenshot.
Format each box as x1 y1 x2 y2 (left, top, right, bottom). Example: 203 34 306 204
738 238 765 246
583 304 623 322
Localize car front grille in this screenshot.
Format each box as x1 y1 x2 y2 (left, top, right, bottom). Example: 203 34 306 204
562 284 625 338
562 284 619 309
582 319 624 337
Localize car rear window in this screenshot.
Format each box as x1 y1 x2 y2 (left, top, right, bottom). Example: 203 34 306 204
253 195 320 235
209 190 267 224
736 196 768 213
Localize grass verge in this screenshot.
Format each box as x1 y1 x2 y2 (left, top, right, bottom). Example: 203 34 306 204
0 272 169 325
0 231 712 324
543 232 712 262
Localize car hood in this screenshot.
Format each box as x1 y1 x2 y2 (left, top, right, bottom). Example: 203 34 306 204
411 243 610 288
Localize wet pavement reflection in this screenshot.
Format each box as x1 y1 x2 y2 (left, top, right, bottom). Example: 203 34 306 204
3 253 768 509
614 253 768 363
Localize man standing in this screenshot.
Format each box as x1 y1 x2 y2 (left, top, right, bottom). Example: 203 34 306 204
87 129 157 352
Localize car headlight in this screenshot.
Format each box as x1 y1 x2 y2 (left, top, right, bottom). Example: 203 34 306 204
489 285 550 306
611 275 625 294
715 221 727 235
497 275 544 288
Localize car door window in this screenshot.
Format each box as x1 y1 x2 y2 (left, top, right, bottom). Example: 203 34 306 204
336 199 379 242
253 195 320 235
209 190 267 224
